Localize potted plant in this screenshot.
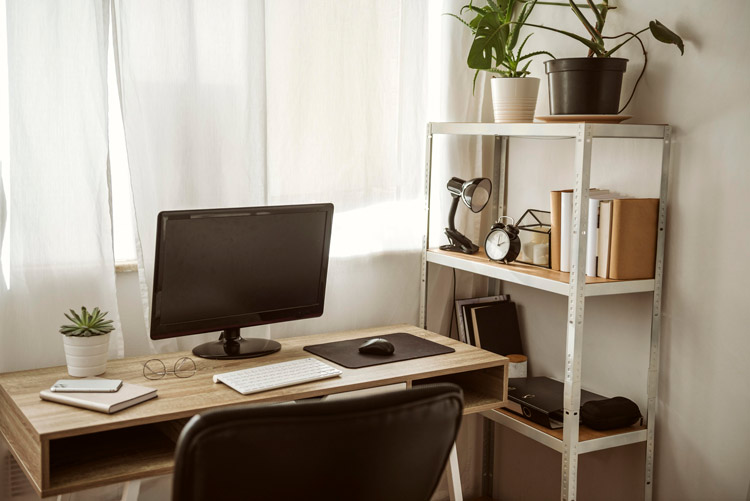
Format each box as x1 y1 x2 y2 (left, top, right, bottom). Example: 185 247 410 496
60 307 115 377
523 0 684 115
449 0 554 123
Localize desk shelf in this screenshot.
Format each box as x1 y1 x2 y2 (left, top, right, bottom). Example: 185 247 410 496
0 325 507 498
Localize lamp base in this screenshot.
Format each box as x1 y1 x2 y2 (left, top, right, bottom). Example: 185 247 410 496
441 229 480 254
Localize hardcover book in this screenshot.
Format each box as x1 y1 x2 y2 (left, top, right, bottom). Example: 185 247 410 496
40 382 157 414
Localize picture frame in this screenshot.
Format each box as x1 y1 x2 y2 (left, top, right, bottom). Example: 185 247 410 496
455 295 509 345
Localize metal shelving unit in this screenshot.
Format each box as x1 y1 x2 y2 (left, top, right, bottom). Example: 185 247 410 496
419 122 670 501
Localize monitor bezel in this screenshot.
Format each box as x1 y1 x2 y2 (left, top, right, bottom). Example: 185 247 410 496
149 203 334 341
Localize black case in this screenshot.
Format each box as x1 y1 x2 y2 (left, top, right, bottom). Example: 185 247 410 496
581 396 642 430
506 377 606 429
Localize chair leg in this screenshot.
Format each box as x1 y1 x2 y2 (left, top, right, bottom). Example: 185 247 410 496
121 479 141 501
445 442 463 501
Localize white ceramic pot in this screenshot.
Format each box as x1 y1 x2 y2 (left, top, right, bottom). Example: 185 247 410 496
490 77 540 123
63 333 110 377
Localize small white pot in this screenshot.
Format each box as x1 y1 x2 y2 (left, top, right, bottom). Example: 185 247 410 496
63 333 110 377
490 77 540 123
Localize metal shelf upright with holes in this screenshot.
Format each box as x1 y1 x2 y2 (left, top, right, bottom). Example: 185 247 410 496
419 122 670 501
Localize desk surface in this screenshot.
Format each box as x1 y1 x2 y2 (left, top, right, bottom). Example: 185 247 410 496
0 324 507 497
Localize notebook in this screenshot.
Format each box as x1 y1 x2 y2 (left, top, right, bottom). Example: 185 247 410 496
40 382 157 414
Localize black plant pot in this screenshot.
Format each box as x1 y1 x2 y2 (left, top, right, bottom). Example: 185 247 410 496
544 58 627 115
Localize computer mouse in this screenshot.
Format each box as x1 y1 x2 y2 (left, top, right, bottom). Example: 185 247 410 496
358 338 395 356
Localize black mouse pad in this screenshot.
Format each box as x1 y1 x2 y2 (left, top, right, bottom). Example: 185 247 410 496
303 332 455 369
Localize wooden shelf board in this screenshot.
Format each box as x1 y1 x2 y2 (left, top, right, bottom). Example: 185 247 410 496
427 248 655 296
484 408 646 453
47 423 176 495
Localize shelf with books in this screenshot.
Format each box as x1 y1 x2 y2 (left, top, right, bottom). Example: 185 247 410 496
426 248 655 297
419 121 670 500
481 408 647 454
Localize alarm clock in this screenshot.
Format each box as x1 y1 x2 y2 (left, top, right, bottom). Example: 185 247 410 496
484 216 521 263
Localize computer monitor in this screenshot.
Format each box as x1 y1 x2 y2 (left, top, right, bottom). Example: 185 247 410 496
150 203 334 360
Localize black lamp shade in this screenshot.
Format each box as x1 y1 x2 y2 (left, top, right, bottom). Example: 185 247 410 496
446 177 492 213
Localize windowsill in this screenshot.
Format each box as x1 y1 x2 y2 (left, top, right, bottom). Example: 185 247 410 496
115 261 138 273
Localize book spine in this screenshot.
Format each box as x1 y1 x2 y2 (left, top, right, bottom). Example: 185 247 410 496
560 191 573 272
597 200 613 278
40 392 110 413
550 191 562 271
586 198 600 277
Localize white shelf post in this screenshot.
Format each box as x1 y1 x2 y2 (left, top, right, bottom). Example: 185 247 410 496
561 124 593 501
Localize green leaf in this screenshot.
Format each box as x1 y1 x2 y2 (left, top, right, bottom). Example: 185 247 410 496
518 22 605 54
649 20 684 55
444 13 476 32
585 0 604 32
568 0 603 46
68 309 82 325
516 33 533 59
518 50 556 61
509 0 536 51
467 16 508 69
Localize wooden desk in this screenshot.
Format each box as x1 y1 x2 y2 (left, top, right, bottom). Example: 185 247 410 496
0 324 507 498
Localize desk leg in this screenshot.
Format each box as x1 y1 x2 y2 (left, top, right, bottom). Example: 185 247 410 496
446 443 463 501
121 480 141 501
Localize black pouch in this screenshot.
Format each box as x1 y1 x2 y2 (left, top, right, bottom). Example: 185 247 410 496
581 397 642 430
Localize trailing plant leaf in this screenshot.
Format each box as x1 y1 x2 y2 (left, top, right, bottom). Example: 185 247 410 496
520 22 604 54
649 20 684 55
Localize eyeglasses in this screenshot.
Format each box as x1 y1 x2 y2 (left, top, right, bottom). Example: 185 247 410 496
143 357 197 380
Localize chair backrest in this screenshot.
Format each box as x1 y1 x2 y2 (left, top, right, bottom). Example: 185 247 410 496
172 383 463 501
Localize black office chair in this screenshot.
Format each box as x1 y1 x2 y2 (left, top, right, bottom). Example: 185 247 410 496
172 383 464 501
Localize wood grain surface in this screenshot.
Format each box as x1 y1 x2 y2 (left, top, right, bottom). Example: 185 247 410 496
0 324 508 496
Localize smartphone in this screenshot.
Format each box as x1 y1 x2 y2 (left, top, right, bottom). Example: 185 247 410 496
50 378 123 393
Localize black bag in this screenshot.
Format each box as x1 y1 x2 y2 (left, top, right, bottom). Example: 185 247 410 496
581 397 641 430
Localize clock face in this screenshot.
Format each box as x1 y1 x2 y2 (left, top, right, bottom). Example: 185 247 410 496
486 229 510 261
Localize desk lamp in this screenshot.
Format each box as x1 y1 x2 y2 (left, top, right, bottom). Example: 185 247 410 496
440 177 492 254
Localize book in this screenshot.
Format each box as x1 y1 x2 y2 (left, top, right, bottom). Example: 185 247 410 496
549 189 572 271
40 382 157 414
609 198 659 280
586 192 620 277
506 377 606 429
469 301 523 356
597 200 614 278
455 295 509 345
560 191 573 272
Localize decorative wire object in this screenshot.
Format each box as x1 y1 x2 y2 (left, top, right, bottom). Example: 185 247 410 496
143 357 197 380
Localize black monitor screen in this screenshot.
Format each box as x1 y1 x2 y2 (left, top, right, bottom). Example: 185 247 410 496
150 204 333 340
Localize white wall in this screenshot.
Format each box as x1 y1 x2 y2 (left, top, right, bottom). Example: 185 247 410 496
475 1 750 500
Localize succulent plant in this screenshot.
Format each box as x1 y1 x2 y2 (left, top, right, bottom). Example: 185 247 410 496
60 307 115 337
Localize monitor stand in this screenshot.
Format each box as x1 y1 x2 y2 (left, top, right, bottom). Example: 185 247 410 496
192 328 281 360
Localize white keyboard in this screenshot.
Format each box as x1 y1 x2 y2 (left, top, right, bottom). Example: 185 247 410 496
213 357 342 395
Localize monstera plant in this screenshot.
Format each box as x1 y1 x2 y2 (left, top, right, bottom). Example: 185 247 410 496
449 0 553 123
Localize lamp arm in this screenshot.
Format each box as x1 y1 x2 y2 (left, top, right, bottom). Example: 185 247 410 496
447 195 460 232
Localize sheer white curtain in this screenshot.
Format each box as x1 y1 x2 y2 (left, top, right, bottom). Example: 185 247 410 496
112 0 269 351
0 0 123 373
113 0 430 347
